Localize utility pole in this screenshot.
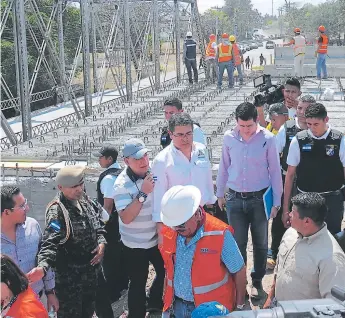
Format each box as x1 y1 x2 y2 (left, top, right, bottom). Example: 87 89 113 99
272 0 274 17
174 0 181 83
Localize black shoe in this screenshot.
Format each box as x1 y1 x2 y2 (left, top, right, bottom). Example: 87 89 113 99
250 280 263 300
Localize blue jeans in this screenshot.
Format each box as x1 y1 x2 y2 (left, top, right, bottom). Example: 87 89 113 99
226 192 268 281
218 61 234 88
316 53 327 79
162 298 196 318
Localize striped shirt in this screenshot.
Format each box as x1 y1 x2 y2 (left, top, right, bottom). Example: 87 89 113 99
113 169 158 249
174 226 244 301
1 217 55 294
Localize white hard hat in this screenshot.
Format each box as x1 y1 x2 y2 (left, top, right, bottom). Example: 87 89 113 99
160 185 201 227
186 31 192 37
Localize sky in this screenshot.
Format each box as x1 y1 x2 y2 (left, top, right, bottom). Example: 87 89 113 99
197 0 328 16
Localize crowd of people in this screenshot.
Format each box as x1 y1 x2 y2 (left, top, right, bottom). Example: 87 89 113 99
1 77 345 318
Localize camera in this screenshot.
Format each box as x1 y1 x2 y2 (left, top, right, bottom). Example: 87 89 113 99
218 286 345 318
253 74 284 107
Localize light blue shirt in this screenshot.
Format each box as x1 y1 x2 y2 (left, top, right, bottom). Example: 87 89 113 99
174 226 244 301
1 217 55 294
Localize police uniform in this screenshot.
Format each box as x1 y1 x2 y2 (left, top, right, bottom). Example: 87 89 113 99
270 118 303 261
287 127 345 234
37 166 106 318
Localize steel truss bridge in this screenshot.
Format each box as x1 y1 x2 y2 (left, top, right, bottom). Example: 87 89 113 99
0 0 207 148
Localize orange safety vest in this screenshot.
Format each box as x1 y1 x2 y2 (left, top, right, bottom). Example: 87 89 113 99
232 43 241 66
218 44 232 63
159 213 236 313
206 42 216 57
317 34 328 54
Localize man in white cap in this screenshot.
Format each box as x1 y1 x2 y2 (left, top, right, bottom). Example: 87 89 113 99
159 185 247 317
36 165 107 318
183 31 198 84
113 138 164 318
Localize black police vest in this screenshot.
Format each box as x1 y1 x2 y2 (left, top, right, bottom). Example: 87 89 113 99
96 167 122 207
281 120 302 172
160 122 201 148
296 129 344 192
185 39 197 59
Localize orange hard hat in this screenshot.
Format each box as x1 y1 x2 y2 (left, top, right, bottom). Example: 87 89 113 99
294 27 301 33
209 34 216 40
318 25 325 32
222 33 229 39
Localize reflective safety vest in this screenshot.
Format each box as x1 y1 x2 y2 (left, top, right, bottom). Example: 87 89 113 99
317 34 328 54
218 43 232 63
232 43 241 66
293 35 306 56
159 213 236 312
206 41 216 58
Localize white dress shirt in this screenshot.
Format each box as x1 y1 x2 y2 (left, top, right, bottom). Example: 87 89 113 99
287 125 345 167
151 142 216 222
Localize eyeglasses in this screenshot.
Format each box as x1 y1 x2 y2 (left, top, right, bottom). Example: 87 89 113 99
11 198 28 211
172 131 193 138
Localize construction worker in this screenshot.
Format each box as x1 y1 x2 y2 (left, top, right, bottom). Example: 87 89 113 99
217 33 234 89
159 185 247 316
183 31 198 84
229 35 243 85
205 34 218 84
315 25 329 79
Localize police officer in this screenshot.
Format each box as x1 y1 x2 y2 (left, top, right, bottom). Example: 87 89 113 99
36 166 107 318
160 98 206 149
267 95 315 269
94 146 128 317
183 31 198 84
283 103 345 235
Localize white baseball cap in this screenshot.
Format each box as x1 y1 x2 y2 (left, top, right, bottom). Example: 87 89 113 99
186 31 192 37
160 185 201 227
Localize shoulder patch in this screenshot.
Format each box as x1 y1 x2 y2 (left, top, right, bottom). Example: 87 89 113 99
48 220 61 233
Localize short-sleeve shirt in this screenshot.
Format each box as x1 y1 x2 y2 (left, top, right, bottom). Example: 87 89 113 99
101 162 121 199
275 225 345 300
113 169 158 249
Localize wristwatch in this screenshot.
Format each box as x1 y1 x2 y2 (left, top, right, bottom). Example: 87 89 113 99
45 289 55 296
136 191 148 203
236 304 246 310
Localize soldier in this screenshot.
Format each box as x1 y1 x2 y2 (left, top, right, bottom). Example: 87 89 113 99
35 166 107 318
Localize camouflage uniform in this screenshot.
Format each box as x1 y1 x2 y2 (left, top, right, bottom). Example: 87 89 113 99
37 192 107 318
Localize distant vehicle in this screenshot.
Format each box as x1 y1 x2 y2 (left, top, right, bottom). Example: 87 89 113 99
250 42 258 49
266 40 275 49
257 41 264 47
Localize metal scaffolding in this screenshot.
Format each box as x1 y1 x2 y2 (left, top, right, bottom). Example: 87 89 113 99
1 0 206 146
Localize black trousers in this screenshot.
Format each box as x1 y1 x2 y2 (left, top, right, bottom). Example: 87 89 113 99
96 215 129 317
124 244 165 318
185 59 198 83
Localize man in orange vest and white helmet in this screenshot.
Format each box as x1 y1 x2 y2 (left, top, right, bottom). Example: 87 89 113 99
315 25 328 80
283 27 306 78
217 33 234 89
205 34 218 84
159 185 247 317
229 35 243 85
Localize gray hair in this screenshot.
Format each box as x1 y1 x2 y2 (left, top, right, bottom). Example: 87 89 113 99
300 94 316 104
168 112 194 132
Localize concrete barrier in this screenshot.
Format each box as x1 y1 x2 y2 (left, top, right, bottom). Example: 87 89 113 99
274 46 345 66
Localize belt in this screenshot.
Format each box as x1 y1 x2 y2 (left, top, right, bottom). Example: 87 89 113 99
228 188 267 199
297 187 342 197
174 296 194 305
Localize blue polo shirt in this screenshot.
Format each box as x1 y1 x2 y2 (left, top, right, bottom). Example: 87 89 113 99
174 225 244 301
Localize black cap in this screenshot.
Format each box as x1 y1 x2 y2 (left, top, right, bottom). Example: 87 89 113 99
93 146 118 161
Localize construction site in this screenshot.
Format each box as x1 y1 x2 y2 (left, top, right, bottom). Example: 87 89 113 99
1 0 345 315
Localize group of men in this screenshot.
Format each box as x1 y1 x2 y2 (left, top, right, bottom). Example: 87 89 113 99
283 25 329 79
184 32 244 89
1 78 345 318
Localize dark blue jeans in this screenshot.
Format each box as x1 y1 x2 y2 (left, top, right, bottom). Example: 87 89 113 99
226 192 268 281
